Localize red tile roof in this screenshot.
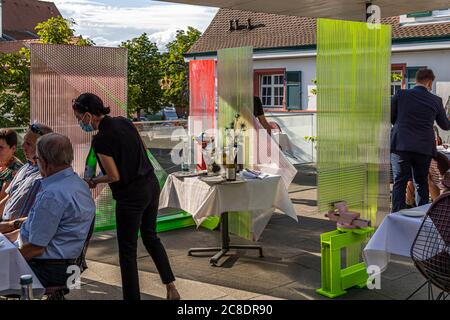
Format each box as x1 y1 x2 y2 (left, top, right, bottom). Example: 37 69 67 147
2 0 61 39
0 39 38 54
188 8 450 54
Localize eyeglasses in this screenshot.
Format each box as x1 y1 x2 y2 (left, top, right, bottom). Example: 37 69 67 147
29 123 44 136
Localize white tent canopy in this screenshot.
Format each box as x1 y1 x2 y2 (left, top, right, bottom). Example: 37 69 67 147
158 0 449 21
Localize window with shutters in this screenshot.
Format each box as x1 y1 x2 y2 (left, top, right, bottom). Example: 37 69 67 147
260 74 284 108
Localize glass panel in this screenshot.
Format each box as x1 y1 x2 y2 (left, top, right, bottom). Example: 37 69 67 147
316 19 391 226
218 46 254 240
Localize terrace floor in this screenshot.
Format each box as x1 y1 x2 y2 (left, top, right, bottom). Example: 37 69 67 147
67 164 431 300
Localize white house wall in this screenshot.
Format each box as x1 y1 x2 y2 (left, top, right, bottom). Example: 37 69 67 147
392 49 450 84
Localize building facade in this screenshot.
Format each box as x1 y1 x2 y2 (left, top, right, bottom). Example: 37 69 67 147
187 8 450 162
0 0 61 53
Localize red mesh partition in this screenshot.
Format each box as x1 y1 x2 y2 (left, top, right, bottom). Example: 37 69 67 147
30 44 127 229
189 60 216 170
30 43 127 175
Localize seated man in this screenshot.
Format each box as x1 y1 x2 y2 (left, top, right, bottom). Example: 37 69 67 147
0 123 53 234
16 133 95 287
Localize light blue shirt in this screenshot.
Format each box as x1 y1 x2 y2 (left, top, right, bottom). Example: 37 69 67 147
20 167 96 260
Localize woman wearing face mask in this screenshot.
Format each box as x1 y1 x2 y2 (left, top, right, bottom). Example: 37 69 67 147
72 93 180 300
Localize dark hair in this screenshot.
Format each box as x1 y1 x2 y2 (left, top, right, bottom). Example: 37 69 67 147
416 68 435 83
0 128 18 148
72 93 111 116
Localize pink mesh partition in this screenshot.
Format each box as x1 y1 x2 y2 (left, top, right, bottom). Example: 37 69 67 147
30 44 127 229
189 60 216 170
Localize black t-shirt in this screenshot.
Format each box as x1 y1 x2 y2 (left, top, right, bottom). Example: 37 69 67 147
254 96 265 118
92 116 154 200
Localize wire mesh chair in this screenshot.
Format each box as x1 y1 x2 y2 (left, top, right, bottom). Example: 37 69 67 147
408 193 450 300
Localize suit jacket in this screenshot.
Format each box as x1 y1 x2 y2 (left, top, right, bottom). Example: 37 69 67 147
391 86 450 157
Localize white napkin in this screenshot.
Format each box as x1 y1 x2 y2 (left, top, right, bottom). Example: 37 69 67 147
241 169 270 180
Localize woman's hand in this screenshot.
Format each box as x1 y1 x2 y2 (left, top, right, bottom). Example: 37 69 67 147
84 178 97 189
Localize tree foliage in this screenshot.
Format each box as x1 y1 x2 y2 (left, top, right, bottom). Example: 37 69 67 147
120 33 163 117
0 48 31 127
35 17 76 45
161 27 201 111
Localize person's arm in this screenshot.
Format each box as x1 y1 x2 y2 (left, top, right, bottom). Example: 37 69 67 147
19 243 45 261
18 193 63 260
0 217 27 234
435 97 450 131
0 194 9 216
4 228 20 243
0 182 10 203
86 153 120 188
391 92 399 125
0 220 14 233
257 115 272 136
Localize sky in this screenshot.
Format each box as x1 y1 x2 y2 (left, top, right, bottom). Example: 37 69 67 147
52 0 218 49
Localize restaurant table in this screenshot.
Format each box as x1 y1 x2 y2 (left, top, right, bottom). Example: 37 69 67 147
0 233 45 298
363 204 431 272
159 172 298 266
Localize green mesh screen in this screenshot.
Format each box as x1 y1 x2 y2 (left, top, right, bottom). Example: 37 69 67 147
217 46 254 240
93 150 170 231
316 19 391 226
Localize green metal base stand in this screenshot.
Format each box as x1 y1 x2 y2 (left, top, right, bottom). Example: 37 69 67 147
156 212 220 232
94 210 220 233
316 227 375 298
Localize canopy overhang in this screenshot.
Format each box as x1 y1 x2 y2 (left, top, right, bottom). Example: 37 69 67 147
158 0 449 21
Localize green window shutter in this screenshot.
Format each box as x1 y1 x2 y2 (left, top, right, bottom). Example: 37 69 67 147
406 11 433 18
406 66 426 89
286 71 302 110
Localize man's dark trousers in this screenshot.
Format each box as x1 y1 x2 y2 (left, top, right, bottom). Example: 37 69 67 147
391 151 432 213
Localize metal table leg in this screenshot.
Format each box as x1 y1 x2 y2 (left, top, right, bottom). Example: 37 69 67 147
188 212 263 266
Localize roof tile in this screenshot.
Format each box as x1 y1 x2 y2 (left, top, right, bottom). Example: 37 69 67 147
189 9 450 54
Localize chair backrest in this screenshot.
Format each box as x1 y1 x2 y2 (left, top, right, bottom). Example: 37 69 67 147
411 193 450 291
435 151 450 176
76 217 96 274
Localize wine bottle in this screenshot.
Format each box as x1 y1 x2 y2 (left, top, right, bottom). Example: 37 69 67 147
224 148 236 181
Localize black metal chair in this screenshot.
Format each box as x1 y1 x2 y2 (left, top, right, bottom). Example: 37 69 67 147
408 193 450 300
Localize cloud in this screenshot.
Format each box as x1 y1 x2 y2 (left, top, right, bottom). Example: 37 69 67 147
52 0 218 48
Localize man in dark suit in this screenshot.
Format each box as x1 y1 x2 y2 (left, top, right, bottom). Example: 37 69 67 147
391 68 450 212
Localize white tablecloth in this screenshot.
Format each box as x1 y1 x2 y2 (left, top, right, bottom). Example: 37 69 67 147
0 233 45 298
159 173 298 241
363 205 429 272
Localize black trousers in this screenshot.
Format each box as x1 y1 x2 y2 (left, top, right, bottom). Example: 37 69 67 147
115 175 175 300
391 151 432 212
28 260 71 288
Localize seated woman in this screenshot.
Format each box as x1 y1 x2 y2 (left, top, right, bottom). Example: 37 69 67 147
0 129 23 204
